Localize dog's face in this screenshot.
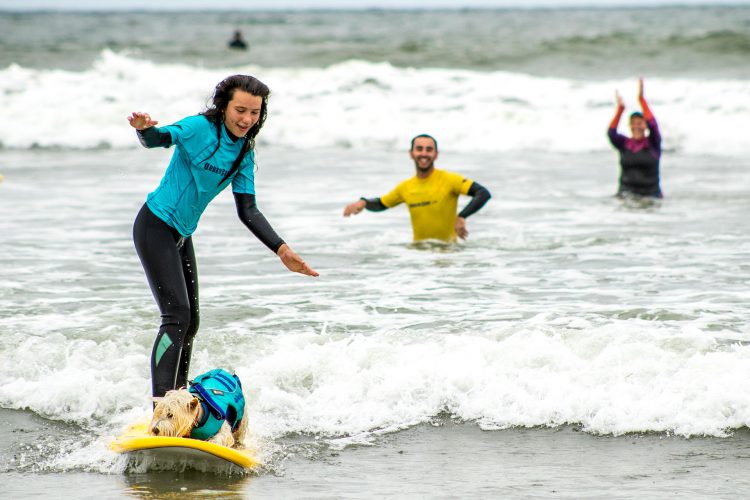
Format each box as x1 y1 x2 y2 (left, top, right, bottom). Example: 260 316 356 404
149 389 200 438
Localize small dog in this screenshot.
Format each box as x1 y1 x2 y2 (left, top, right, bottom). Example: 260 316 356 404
149 369 247 449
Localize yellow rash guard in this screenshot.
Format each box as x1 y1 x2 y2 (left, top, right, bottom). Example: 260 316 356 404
380 169 473 241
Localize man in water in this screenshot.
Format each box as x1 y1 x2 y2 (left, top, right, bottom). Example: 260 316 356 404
607 78 662 198
228 30 248 50
343 134 491 242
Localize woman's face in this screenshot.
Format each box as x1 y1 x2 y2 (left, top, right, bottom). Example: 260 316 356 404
630 116 647 140
224 90 263 138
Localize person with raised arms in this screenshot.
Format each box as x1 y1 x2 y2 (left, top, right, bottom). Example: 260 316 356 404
607 78 663 198
129 74 318 401
343 134 491 242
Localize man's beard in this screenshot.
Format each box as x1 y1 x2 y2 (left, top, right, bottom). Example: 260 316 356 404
415 159 434 171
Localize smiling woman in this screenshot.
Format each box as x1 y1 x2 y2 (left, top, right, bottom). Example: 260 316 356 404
128 74 319 402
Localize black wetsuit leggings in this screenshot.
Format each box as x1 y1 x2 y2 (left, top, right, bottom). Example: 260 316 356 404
133 204 199 398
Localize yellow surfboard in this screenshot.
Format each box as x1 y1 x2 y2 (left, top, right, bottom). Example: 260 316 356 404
110 420 259 470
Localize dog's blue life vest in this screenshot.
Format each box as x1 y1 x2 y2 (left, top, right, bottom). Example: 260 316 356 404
188 369 245 441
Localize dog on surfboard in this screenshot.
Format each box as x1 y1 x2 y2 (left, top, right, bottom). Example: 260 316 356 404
149 369 247 448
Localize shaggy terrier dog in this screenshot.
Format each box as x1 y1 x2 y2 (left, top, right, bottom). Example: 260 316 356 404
149 388 247 449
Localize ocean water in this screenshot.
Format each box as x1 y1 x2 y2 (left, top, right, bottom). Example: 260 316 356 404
1 5 750 498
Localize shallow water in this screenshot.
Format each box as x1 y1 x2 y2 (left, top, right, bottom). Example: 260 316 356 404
4 408 750 498
2 146 749 445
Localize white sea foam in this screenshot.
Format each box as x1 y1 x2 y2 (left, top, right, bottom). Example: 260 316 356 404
2 315 749 453
1 50 748 155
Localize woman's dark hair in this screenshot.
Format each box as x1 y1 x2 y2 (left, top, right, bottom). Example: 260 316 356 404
629 111 644 121
200 74 270 185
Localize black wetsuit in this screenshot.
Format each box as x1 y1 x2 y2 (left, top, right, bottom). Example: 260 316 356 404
617 147 661 197
133 126 283 398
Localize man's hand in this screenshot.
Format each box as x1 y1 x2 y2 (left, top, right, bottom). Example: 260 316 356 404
615 90 624 109
277 244 319 277
343 199 366 217
455 216 468 240
128 112 158 130
638 77 644 99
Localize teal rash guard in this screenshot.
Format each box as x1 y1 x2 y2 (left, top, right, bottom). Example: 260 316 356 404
145 114 256 237
134 114 284 398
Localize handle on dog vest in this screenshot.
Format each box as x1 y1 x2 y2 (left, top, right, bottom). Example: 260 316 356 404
191 383 227 421
188 369 245 434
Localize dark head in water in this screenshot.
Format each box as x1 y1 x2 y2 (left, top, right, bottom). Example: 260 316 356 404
229 30 248 50
201 75 270 184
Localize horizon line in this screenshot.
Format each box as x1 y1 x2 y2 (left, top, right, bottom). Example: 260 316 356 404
1 2 748 13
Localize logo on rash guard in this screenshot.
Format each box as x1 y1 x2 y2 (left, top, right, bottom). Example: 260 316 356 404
408 200 436 208
203 163 229 176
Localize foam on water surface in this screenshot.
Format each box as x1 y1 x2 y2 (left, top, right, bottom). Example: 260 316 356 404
0 52 749 156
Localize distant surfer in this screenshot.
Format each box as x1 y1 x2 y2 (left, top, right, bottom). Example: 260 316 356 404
607 78 663 198
128 75 318 400
343 134 491 242
228 30 248 50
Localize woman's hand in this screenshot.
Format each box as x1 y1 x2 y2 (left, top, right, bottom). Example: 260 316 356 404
615 90 624 109
638 78 644 99
127 112 159 130
277 244 319 277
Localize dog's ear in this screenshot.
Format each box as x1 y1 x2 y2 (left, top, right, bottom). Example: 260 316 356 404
152 397 164 404
189 397 200 411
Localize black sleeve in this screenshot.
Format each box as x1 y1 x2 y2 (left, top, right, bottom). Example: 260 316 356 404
136 127 173 148
458 181 491 219
362 197 388 212
234 193 285 253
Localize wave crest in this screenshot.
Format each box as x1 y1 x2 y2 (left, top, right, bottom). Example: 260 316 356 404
1 50 748 155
